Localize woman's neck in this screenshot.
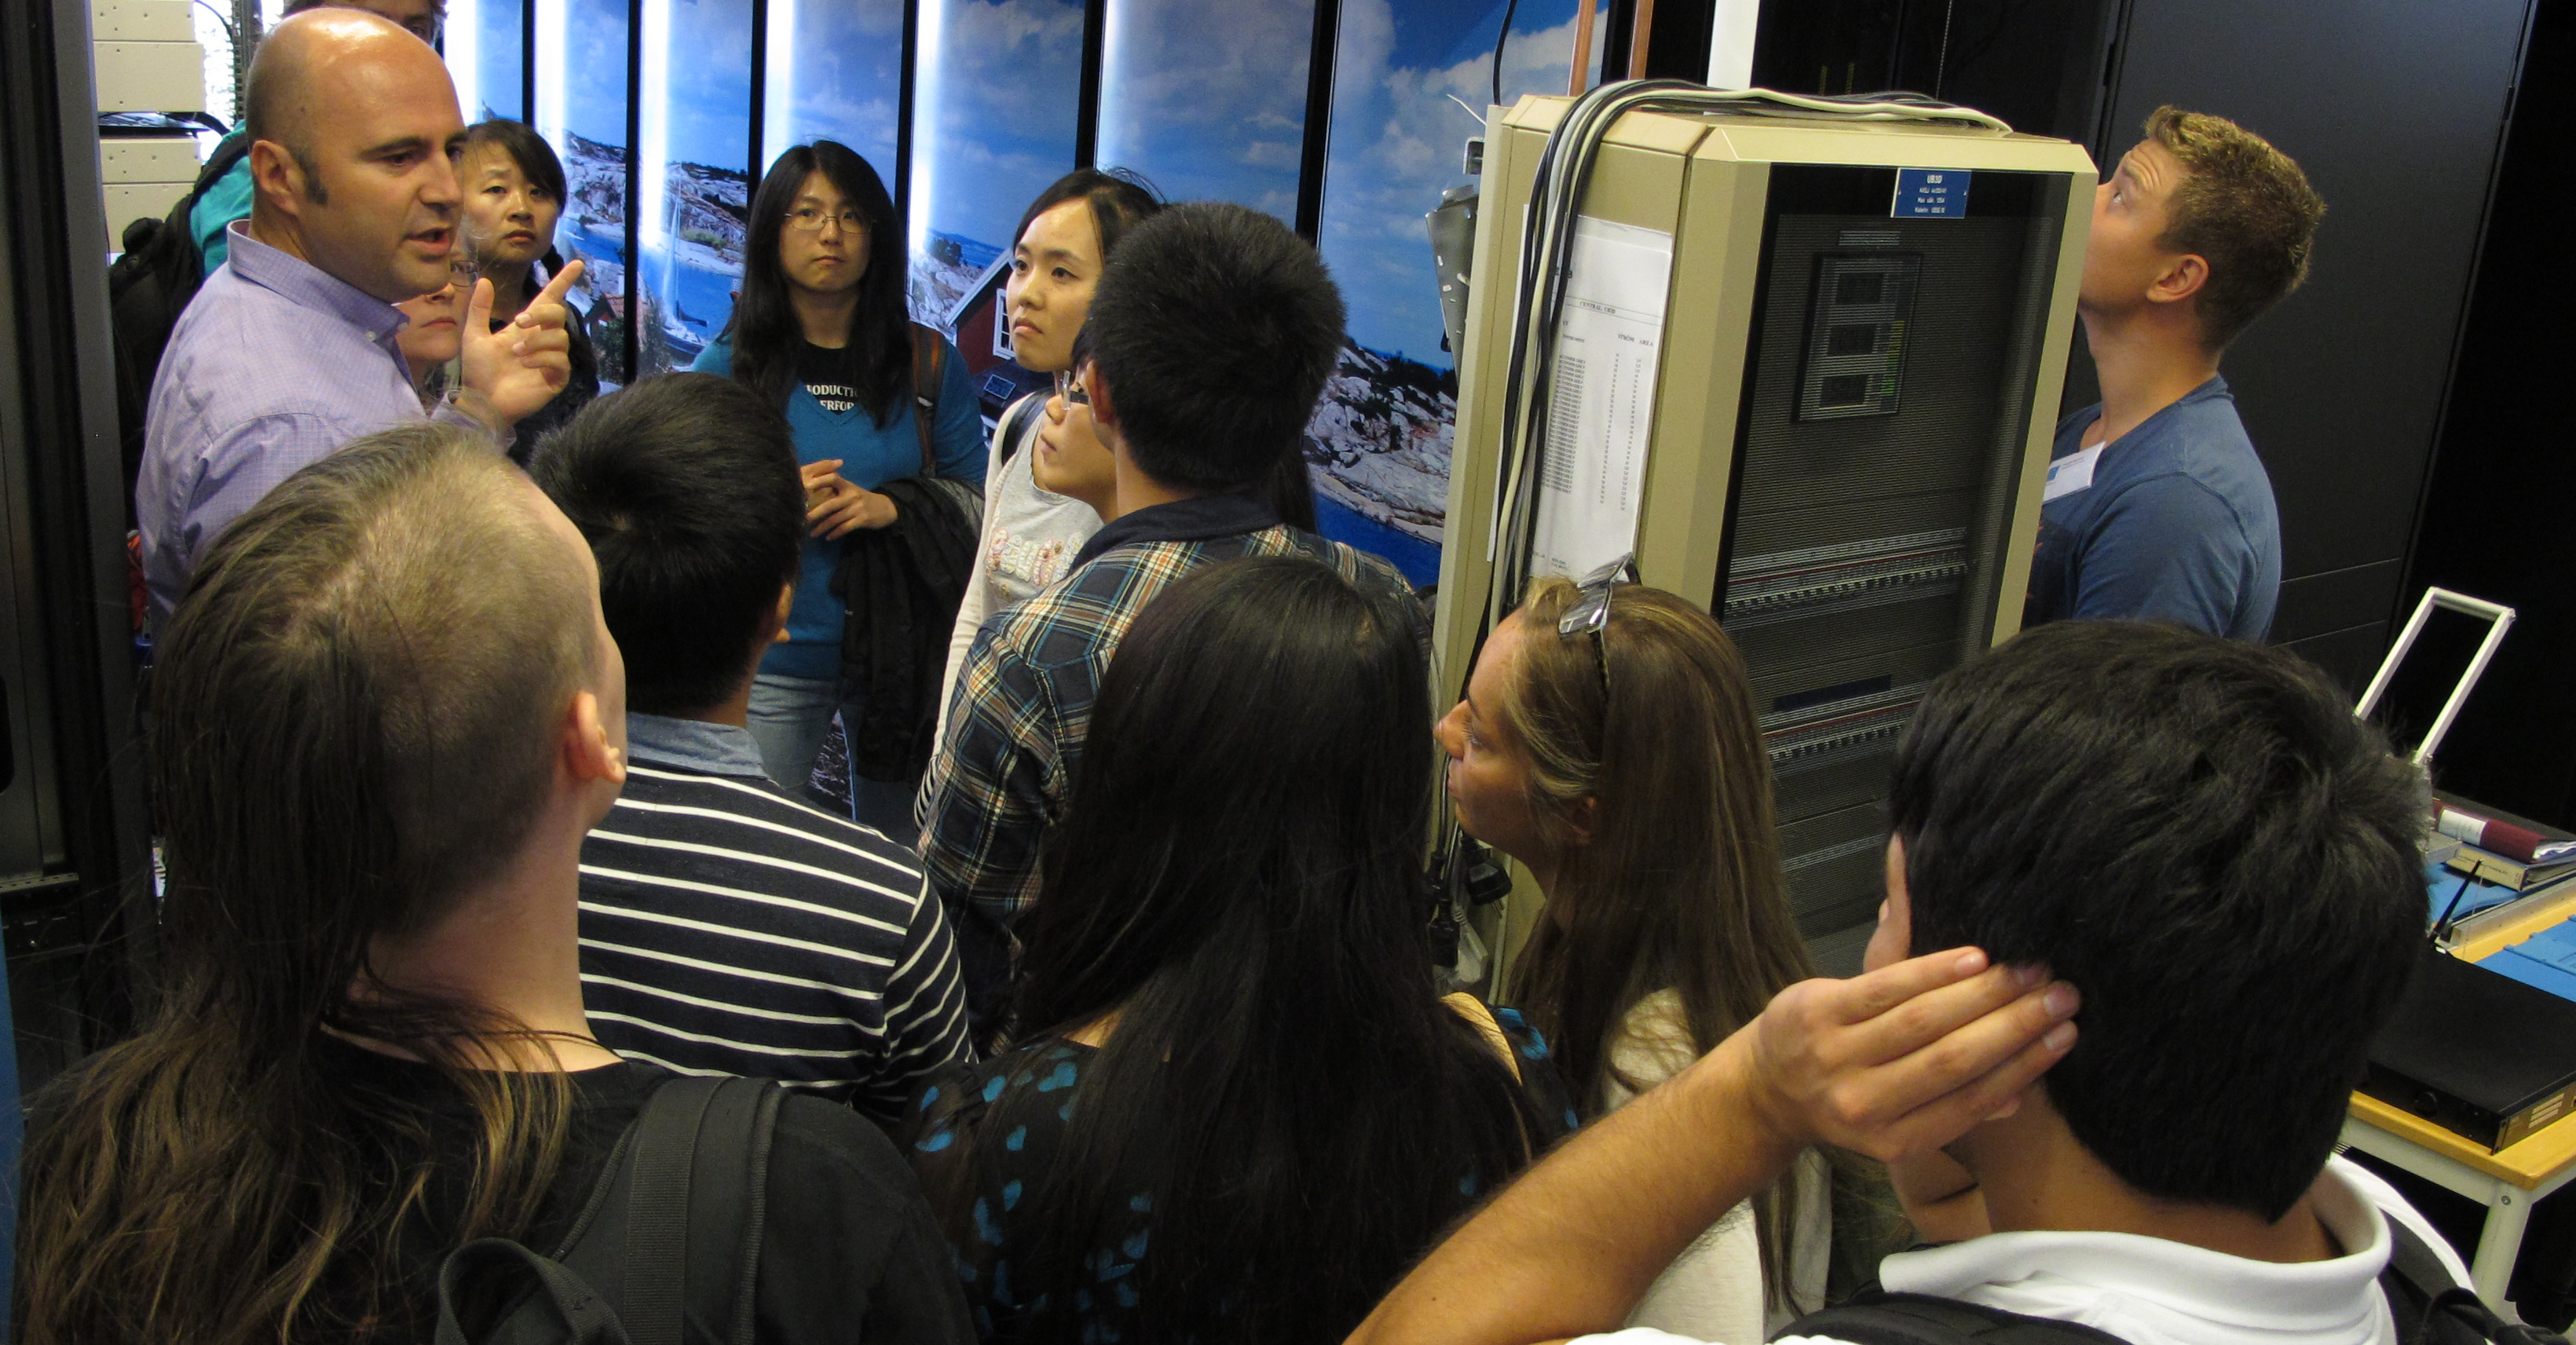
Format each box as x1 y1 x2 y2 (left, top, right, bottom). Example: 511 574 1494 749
484 261 536 325
790 284 861 349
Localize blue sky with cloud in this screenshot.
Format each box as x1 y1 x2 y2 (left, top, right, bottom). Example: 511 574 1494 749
656 0 753 171
910 0 1085 256
1093 0 1315 218
562 0 630 147
1320 0 1598 367
768 0 904 171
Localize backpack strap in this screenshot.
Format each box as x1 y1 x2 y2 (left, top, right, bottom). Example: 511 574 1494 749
1779 1290 2131 1345
996 390 1043 467
909 323 947 478
435 1240 636 1345
438 1075 784 1345
2379 1212 2568 1345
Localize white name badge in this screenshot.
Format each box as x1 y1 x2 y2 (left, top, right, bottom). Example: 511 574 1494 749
2043 443 2105 503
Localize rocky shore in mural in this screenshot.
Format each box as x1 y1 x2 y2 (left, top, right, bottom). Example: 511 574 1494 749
1304 342 1454 551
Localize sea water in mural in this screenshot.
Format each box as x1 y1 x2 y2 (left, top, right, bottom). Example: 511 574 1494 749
533 0 632 383
637 0 752 375
1308 0 1603 586
908 0 1085 325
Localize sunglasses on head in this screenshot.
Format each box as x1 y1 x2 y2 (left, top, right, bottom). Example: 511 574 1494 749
1555 553 1637 698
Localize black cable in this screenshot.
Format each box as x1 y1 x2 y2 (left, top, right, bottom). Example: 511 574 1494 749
2431 873 2476 945
1491 0 1523 110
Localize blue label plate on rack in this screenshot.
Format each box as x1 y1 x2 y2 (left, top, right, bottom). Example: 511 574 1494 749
1894 167 1971 218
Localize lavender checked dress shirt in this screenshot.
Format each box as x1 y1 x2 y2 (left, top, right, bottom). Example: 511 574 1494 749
137 221 481 627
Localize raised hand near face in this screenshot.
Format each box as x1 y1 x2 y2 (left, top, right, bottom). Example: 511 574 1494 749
462 259 584 429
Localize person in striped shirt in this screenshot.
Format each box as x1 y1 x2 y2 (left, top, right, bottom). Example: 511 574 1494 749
532 372 972 1121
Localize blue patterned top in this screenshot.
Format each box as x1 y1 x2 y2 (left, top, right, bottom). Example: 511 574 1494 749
903 1003 1578 1341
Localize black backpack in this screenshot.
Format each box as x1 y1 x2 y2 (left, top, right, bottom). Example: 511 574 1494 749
105 133 252 517
1777 1215 2566 1345
433 1075 783 1345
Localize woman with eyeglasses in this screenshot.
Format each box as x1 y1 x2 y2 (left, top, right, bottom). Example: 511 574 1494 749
694 141 983 820
1433 568 1835 1339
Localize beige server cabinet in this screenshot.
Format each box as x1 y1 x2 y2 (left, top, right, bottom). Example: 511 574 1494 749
1436 95 2095 982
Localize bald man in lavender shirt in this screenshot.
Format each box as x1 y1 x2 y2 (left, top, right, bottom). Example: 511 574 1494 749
137 8 581 627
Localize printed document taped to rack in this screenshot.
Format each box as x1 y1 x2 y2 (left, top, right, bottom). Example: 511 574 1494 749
1533 217 1674 579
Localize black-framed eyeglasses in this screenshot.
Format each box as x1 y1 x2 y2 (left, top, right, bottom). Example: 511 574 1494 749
1556 553 1637 697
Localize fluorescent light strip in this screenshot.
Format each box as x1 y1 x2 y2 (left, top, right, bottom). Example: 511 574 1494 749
446 0 479 122
637 0 671 252
906 0 946 258
761 0 796 170
532 0 568 148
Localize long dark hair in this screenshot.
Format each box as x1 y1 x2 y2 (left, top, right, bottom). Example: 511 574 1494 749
461 119 571 278
723 141 909 425
16 426 598 1344
1500 578 1819 1312
998 556 1541 1345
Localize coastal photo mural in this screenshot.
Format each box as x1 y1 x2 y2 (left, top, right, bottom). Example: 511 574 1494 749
531 0 632 385
637 0 753 376
906 0 1083 327
1312 0 1605 587
451 0 1610 586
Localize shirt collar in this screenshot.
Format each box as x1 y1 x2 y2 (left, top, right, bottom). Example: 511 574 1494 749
222 221 408 343
623 711 773 779
1070 488 1280 571
1878 1156 2394 1337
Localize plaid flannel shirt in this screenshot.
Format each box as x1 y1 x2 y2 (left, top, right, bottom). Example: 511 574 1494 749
922 489 1424 1031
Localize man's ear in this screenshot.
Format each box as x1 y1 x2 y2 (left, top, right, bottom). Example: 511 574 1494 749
2146 250 2210 307
767 581 794 645
247 139 308 221
562 689 626 788
1083 363 1118 433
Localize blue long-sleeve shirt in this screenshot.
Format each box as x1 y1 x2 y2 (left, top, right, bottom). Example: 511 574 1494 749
692 332 984 680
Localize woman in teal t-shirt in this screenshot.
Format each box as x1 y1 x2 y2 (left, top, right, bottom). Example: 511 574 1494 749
693 141 982 828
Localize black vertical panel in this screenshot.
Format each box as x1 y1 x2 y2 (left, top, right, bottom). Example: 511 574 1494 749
1290 0 1340 242
1637 0 1714 79
2402 0 2567 823
1073 0 1106 169
522 0 538 125
895 0 918 224
1601 0 1637 83
747 0 767 178
623 0 644 384
2077 0 2530 671
1749 0 1902 95
1889 0 2122 143
1 0 156 1088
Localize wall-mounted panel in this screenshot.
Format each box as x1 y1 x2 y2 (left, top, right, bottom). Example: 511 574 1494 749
636 0 752 375
1095 0 1315 217
533 0 632 383
760 0 904 174
1307 0 1605 587
908 0 1086 324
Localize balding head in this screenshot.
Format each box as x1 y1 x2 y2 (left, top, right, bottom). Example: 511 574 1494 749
242 8 464 300
283 0 446 45
160 424 616 928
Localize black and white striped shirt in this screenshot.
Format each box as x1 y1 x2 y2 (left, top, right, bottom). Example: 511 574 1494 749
577 714 971 1120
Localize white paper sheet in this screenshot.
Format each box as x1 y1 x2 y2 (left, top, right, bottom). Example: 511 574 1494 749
1531 216 1675 579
